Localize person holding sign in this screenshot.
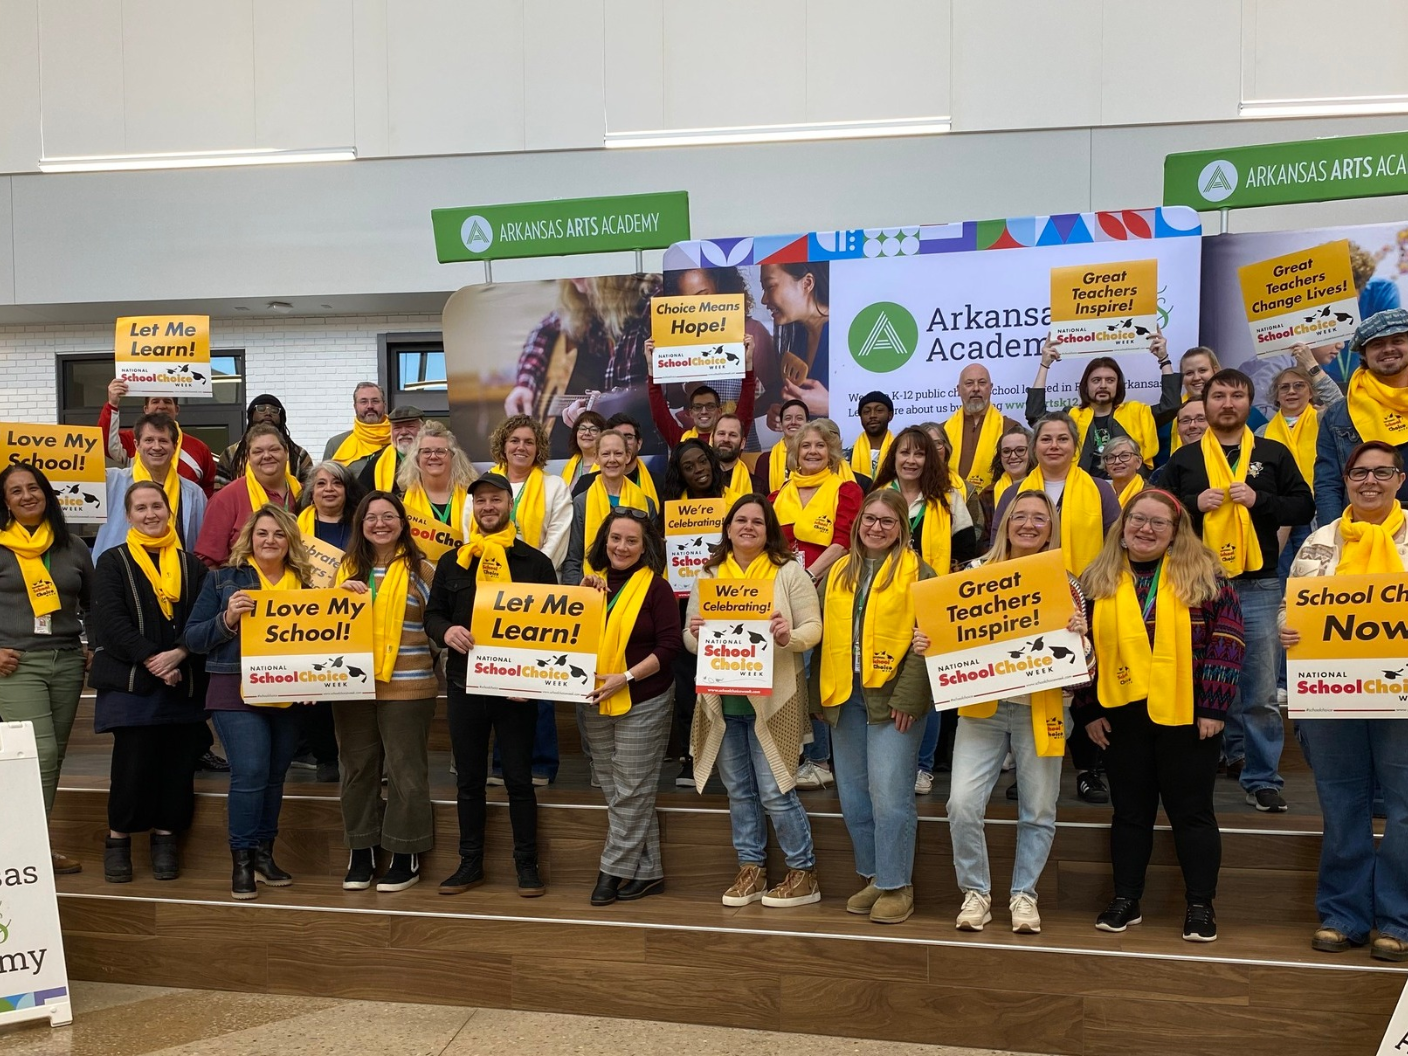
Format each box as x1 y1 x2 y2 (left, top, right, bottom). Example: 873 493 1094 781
812 489 933 925
195 425 302 569
99 378 217 497
324 381 390 471
562 429 659 587
578 508 682 906
332 492 439 894
645 347 757 450
1161 347 1224 457
1074 491 1244 942
1102 436 1147 508
1162 369 1314 812
489 414 572 572
0 462 94 875
849 391 895 481
1279 441 1408 962
684 496 824 908
561 410 607 489
90 481 208 883
755 398 809 494
397 421 476 562
93 412 208 560
184 504 313 900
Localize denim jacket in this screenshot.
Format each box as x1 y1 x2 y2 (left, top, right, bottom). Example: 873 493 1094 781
182 565 261 674
1314 397 1408 527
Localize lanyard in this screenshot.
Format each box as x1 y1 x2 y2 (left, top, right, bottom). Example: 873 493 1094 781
509 481 525 526
368 568 382 602
430 500 451 525
1138 562 1162 622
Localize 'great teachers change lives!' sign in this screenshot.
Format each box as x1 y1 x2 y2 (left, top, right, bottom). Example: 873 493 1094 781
114 315 212 398
1284 572 1408 718
467 582 604 702
240 588 376 703
1237 239 1359 357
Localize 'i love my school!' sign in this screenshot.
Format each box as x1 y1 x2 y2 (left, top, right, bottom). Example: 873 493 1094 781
467 582 604 702
1284 572 1408 718
240 589 376 703
0 423 107 524
912 550 1086 711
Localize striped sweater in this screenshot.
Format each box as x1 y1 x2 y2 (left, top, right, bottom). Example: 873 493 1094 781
374 559 439 701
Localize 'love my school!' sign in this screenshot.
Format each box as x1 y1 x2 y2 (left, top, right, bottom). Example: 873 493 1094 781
0 424 107 523
240 589 376 703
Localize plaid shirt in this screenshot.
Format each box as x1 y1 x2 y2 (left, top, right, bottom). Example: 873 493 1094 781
513 288 655 396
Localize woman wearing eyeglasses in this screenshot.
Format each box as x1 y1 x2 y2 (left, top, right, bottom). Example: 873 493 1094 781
1101 436 1146 507
975 424 1035 551
1280 442 1408 961
562 429 658 587
399 420 476 553
563 411 607 489
1074 490 1243 942
812 489 932 924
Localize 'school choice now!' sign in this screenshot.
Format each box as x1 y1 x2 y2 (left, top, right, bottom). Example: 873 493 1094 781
467 582 604 702
1238 239 1359 357
912 550 1086 712
113 315 212 398
0 423 107 524
664 498 726 596
1048 259 1159 357
695 578 775 696
1284 572 1408 718
650 294 746 383
240 588 376 703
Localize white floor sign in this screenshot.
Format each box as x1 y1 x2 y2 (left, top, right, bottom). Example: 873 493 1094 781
0 722 72 1029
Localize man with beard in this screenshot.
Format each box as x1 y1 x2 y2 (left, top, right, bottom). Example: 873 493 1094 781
943 365 1021 493
357 406 425 496
324 382 391 473
849 391 895 481
1162 369 1313 814
1027 331 1178 477
710 413 751 503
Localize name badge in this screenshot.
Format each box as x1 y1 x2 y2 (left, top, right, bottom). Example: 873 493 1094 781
34 614 52 635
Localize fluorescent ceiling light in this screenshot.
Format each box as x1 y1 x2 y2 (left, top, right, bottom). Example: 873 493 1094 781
605 117 950 149
38 147 356 173
1239 97 1408 119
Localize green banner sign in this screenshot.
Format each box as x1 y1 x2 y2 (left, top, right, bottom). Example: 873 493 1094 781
431 191 690 263
1164 130 1408 211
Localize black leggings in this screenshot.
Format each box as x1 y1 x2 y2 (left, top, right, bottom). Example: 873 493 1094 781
446 685 538 864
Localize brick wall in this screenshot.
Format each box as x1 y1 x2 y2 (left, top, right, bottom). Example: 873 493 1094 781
0 314 441 455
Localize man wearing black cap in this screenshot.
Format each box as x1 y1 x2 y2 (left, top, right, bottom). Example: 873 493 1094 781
424 472 558 898
357 405 425 496
214 394 313 490
850 390 895 480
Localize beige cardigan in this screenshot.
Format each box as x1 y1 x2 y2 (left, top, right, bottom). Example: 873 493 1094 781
683 559 823 795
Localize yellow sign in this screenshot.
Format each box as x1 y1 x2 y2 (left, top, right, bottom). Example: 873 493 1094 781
912 550 1086 710
114 315 212 398
696 578 775 695
1238 240 1359 356
1285 572 1408 717
1049 259 1159 356
301 535 345 589
404 508 465 563
467 581 605 701
664 498 726 595
240 587 376 702
0 422 107 524
650 294 746 383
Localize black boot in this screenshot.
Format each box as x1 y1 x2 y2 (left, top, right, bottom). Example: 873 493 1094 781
516 860 546 898
150 833 180 881
590 871 622 906
231 848 257 900
439 855 484 895
104 837 132 884
254 840 293 887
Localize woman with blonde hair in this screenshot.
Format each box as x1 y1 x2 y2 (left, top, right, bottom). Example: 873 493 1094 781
813 488 933 924
1074 490 1244 942
184 504 315 900
396 420 476 560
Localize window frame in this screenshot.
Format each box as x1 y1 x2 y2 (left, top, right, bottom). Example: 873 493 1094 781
381 331 448 418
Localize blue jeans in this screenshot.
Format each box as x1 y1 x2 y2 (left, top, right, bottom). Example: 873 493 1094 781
831 687 923 890
211 708 301 851
801 649 830 764
1224 579 1284 792
716 714 816 870
946 701 1063 898
492 700 559 780
1298 719 1408 943
918 708 940 774
1277 523 1313 691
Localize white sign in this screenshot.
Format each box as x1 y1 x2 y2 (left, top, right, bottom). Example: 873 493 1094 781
1377 978 1408 1056
694 579 775 696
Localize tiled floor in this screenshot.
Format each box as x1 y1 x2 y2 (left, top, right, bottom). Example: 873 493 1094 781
0 983 1047 1056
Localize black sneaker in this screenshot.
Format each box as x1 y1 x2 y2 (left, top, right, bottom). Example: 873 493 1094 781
1077 770 1109 804
1183 902 1217 942
1005 780 1019 801
1095 896 1142 933
376 852 420 892
197 750 230 773
343 847 375 891
288 752 318 771
316 762 340 783
675 758 695 787
1247 788 1288 813
439 856 484 895
516 861 546 898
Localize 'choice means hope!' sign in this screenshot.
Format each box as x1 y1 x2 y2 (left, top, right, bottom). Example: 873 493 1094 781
650 294 746 383
467 582 604 702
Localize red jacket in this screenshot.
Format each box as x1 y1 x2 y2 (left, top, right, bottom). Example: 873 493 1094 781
98 403 217 496
648 371 756 448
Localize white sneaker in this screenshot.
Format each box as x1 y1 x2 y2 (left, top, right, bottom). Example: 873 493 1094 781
914 770 934 795
486 774 505 787
1001 751 1015 773
956 890 992 931
1276 688 1288 706
1010 893 1041 934
794 760 824 791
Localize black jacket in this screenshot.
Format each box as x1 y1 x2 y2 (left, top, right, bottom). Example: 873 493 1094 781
424 539 558 687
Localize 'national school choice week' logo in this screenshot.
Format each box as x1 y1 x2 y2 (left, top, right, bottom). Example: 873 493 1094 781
848 302 918 373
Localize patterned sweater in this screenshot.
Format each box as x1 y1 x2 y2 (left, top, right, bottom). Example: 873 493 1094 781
373 558 439 702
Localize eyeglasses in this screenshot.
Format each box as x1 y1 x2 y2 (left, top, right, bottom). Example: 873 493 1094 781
362 513 402 525
577 425 601 435
419 448 450 459
1102 450 1138 465
1276 382 1310 394
689 403 719 413
1178 415 1208 426
1127 512 1174 532
1009 513 1050 527
1001 447 1028 459
611 507 651 522
617 433 640 443
1348 466 1404 482
251 403 280 415
860 514 900 530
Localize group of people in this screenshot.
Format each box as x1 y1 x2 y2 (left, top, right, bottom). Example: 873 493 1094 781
3 306 1406 961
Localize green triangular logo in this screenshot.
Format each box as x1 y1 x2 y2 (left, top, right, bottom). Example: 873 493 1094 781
858 313 907 358
467 220 491 245
1202 165 1233 195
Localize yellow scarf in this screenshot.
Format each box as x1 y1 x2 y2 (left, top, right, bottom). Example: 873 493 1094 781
0 520 60 617
1347 368 1408 446
1264 406 1318 493
331 418 391 465
562 454 597 485
244 462 301 510
125 522 183 619
960 689 1066 757
403 484 466 540
1117 474 1145 507
249 562 300 707
819 549 918 708
894 486 951 574
296 506 319 537
1069 402 1157 469
1338 502 1406 575
945 406 1003 491
773 469 844 550
495 465 546 549
372 445 400 492
1018 467 1106 575
850 431 893 478
584 474 650 577
1199 428 1263 576
721 460 753 506
335 558 409 683
629 463 660 505
993 472 1016 506
1169 392 1191 455
1093 558 1193 725
681 427 700 442
768 438 790 490
456 523 517 581
719 551 782 581
132 449 183 519
595 566 655 715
